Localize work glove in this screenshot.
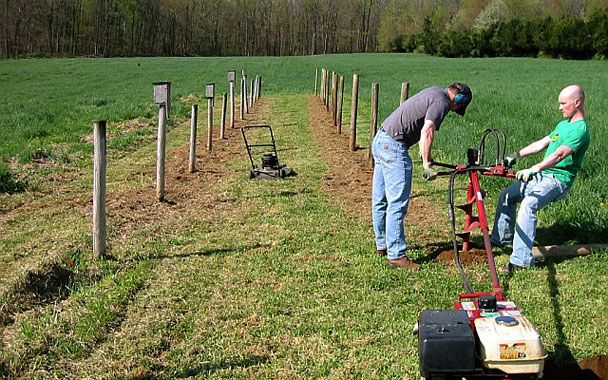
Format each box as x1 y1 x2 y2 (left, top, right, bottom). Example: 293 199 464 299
503 152 519 168
515 167 539 183
423 162 438 181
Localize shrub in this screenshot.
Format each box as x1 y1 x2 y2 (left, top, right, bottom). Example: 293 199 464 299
0 163 27 194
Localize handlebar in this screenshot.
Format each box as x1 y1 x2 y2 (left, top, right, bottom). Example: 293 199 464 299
428 161 516 179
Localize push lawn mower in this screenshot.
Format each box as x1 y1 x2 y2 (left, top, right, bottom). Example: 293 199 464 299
415 129 547 380
241 125 295 179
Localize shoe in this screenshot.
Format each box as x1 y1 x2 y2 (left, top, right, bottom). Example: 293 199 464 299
377 249 387 256
387 257 421 270
499 262 525 274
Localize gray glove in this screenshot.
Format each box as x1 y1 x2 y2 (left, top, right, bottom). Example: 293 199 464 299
423 162 438 181
516 167 539 182
503 152 519 168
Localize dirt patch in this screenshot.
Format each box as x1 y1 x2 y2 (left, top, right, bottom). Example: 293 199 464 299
81 118 156 143
308 96 449 251
104 100 271 246
579 355 608 380
544 355 608 380
0 261 74 327
433 247 489 266
308 97 374 220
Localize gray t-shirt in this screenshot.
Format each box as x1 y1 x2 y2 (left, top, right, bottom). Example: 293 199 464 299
381 86 451 146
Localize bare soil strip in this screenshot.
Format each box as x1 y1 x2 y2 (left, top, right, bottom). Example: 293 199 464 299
307 96 452 257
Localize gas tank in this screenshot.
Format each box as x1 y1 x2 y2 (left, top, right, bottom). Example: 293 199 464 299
475 315 547 374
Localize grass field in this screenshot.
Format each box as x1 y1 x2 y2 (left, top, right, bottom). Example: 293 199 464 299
0 54 607 379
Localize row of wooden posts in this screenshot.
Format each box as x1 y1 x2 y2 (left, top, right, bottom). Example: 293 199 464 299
92 69 263 258
314 68 411 159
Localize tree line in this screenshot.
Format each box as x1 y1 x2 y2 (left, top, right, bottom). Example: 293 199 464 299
424 13 608 59
1 0 385 58
1 0 607 59
378 0 608 59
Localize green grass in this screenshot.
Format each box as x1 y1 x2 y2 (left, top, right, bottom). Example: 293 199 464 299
1 54 607 243
0 55 607 378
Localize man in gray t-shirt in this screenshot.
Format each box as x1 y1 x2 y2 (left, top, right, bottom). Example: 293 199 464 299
371 83 472 269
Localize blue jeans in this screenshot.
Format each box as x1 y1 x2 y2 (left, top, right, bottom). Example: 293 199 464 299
491 173 568 268
371 130 412 260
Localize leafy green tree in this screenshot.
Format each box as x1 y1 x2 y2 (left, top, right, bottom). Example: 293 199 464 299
549 15 592 58
588 9 608 58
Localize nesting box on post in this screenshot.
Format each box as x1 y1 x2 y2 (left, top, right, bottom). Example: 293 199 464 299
153 82 170 201
206 83 215 106
228 70 236 83
153 81 171 117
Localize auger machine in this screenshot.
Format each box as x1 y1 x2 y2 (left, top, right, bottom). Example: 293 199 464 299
414 129 547 380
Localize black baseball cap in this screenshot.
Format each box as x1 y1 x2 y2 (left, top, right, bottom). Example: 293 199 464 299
453 82 472 116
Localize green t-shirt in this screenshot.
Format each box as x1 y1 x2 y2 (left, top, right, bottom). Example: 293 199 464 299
543 119 590 188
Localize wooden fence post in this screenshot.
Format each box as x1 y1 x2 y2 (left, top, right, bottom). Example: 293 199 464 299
229 72 235 128
349 74 359 151
240 76 245 120
220 93 227 139
337 75 344 134
207 98 213 151
206 83 215 151
243 69 249 114
258 76 262 98
332 72 338 126
188 104 198 173
156 104 167 201
255 76 260 102
400 82 410 104
320 69 325 102
250 78 254 107
369 83 379 165
314 68 318 95
321 69 327 105
325 70 331 111
92 120 106 259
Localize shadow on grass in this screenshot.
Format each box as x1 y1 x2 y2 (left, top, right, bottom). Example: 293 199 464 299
173 354 270 378
540 261 603 380
0 261 74 327
128 355 271 379
104 243 271 263
536 220 608 246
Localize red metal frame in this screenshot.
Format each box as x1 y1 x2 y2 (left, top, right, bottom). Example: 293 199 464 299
435 164 516 300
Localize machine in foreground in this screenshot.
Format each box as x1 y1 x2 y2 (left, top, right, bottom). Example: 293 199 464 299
415 129 547 380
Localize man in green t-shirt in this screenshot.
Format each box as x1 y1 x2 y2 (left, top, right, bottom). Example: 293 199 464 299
491 85 590 272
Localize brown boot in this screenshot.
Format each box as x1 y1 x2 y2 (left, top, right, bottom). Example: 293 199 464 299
377 249 387 256
387 257 421 270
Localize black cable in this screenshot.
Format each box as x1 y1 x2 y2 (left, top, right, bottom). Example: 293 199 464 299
487 128 507 165
479 128 504 166
494 128 507 163
448 168 475 294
